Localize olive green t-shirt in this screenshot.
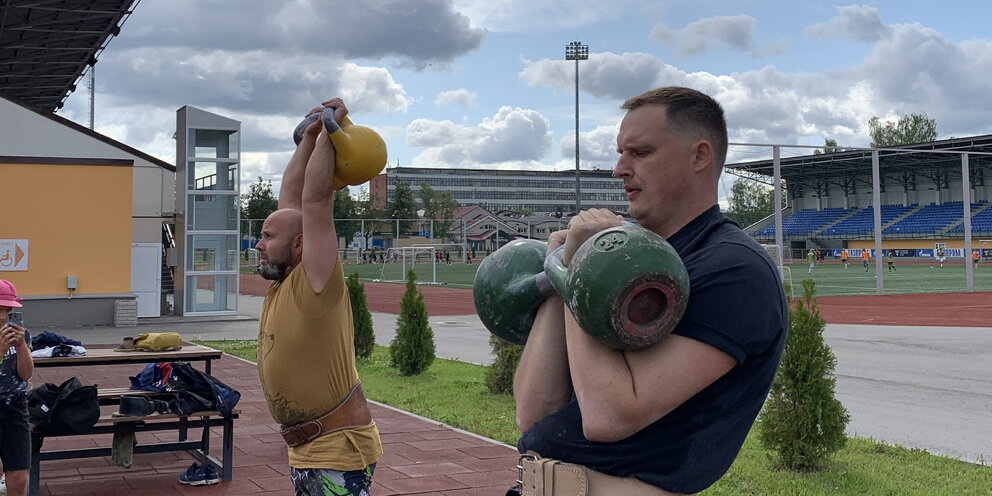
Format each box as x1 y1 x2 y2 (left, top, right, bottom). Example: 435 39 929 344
257 260 382 470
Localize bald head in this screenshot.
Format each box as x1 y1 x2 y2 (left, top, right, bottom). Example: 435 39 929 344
267 208 303 237
256 208 304 281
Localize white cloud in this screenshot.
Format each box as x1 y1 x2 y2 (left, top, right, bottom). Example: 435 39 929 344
520 52 678 100
558 124 621 166
119 0 485 64
805 5 890 43
407 106 552 166
650 15 762 57
521 16 992 148
453 0 639 32
435 89 477 108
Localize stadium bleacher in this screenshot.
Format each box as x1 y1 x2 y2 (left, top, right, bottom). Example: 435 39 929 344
947 201 992 234
756 207 853 237
757 202 990 238
820 204 917 237
883 201 985 236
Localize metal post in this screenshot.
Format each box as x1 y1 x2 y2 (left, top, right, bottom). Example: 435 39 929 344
962 153 973 292
565 41 589 214
872 150 883 294
773 146 783 265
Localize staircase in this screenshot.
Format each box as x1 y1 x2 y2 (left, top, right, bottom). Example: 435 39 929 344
161 224 175 295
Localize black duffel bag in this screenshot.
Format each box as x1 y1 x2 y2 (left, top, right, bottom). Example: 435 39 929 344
27 376 100 437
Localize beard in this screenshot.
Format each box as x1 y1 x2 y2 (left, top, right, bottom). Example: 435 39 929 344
257 245 294 280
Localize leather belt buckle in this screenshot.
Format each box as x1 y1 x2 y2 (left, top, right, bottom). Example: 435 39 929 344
280 419 321 447
517 452 538 486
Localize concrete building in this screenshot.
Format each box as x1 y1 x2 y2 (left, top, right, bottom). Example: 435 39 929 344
0 96 175 326
370 166 628 215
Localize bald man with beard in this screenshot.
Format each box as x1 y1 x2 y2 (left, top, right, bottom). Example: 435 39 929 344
255 98 382 496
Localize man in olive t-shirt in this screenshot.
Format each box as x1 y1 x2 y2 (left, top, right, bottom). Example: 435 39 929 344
255 98 381 496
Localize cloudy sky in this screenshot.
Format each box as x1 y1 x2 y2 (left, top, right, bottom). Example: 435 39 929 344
57 0 992 200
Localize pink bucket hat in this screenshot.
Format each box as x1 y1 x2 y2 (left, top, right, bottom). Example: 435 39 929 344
0 279 23 308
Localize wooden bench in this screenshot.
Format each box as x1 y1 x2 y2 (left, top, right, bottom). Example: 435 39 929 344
30 345 236 496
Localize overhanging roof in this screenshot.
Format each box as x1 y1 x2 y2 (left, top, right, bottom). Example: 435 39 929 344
0 0 139 112
726 134 992 188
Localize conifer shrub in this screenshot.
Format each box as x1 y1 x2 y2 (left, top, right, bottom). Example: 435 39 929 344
389 269 436 375
347 272 375 359
485 334 522 394
759 278 850 471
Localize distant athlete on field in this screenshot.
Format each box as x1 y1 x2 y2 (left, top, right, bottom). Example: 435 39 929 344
887 252 896 272
840 249 848 268
862 249 869 271
807 249 816 275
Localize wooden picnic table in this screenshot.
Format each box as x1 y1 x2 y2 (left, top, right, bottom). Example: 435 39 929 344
29 342 236 496
33 343 222 374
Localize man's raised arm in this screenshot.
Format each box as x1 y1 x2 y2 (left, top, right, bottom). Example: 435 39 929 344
279 102 332 210
300 100 349 293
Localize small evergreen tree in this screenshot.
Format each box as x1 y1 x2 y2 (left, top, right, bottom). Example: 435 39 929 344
485 335 522 394
346 272 375 359
389 269 435 375
760 278 850 471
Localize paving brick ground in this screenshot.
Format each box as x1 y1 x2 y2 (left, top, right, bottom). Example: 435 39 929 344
29 356 519 496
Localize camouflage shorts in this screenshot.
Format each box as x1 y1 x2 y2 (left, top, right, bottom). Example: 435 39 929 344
290 464 376 496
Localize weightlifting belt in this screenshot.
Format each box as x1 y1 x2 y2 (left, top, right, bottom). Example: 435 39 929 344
279 383 373 447
517 452 693 496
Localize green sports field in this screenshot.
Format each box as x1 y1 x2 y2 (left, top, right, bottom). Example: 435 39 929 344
335 258 992 296
783 261 992 295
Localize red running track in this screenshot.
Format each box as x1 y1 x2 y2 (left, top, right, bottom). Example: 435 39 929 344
240 274 992 327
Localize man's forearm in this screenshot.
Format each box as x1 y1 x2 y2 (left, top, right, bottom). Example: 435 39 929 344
302 131 335 210
279 131 319 210
513 295 572 432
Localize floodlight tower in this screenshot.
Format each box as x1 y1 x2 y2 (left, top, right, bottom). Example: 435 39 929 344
565 41 589 213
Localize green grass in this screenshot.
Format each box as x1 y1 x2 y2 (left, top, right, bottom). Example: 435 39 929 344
197 340 991 495
786 261 992 295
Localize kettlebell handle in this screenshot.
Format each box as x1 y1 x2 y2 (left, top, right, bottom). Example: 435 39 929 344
292 108 353 145
543 221 635 296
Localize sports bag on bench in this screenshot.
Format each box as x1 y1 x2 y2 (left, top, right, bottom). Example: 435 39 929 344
27 377 100 437
165 361 240 418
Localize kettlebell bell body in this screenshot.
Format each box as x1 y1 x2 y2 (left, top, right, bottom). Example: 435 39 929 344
544 225 689 350
292 110 388 190
473 239 553 345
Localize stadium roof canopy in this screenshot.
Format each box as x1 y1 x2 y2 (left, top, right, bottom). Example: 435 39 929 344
0 0 139 113
726 134 992 194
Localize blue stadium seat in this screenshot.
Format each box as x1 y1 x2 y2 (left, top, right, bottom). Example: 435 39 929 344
883 201 979 235
757 207 853 237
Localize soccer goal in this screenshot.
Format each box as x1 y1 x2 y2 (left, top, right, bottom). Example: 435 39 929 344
762 244 794 298
374 243 467 285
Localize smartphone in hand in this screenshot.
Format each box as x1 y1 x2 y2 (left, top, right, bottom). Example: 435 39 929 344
8 311 22 327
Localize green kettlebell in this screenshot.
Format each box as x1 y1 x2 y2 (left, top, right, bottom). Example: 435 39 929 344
544 224 689 350
473 239 553 345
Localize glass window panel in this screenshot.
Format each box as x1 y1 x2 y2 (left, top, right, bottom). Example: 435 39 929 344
186 194 238 231
185 274 237 313
185 234 239 271
187 129 239 159
188 161 238 192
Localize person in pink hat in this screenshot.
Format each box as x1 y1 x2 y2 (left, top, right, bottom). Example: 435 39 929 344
0 279 32 496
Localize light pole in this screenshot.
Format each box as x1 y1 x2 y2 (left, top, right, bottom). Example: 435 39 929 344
565 41 588 214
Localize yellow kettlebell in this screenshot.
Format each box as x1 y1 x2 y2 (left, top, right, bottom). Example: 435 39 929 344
293 109 388 190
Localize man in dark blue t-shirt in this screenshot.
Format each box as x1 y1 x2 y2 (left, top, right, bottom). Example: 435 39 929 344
513 87 787 495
